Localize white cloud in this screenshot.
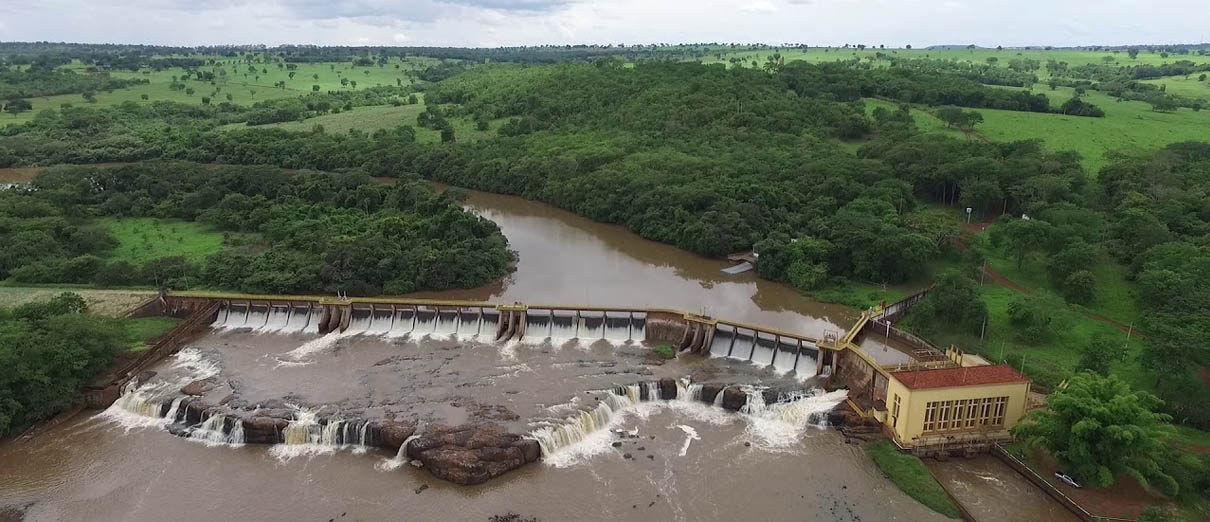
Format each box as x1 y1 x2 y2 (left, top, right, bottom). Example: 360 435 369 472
0 0 1204 47
740 1 778 13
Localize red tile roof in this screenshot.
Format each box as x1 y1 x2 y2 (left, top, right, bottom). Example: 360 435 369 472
891 365 1029 390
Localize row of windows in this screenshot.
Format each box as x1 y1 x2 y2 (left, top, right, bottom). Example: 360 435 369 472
922 397 1007 433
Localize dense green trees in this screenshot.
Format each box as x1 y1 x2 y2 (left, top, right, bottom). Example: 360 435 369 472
1 163 513 296
0 292 126 436
900 270 987 335
1096 143 1210 428
0 67 147 99
1015 373 1177 493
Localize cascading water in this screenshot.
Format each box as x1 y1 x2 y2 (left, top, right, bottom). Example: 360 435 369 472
679 383 703 402
739 385 768 415
164 397 186 424
271 409 370 459
377 427 425 471
188 414 245 446
741 389 849 450
528 384 642 464
713 386 728 407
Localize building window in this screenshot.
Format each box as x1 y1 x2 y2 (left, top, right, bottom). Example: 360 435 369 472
923 402 936 432
922 396 1009 434
892 395 901 428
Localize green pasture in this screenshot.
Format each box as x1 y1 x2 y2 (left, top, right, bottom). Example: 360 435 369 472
969 85 1210 174
911 285 1146 392
1 56 439 126
1141 74 1210 102
97 217 227 264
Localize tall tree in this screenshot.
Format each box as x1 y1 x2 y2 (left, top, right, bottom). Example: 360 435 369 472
1014 373 1177 493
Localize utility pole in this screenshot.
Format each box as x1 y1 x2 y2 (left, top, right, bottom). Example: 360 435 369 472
979 314 987 343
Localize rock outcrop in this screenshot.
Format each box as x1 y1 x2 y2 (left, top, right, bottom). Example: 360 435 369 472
406 423 540 485
242 416 289 444
370 420 416 451
181 379 210 396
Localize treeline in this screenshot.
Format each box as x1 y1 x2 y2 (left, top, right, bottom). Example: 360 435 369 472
244 86 417 125
1 162 512 295
1048 60 1209 111
1097 142 1210 427
0 292 126 436
781 61 1058 114
0 67 148 100
886 57 1038 87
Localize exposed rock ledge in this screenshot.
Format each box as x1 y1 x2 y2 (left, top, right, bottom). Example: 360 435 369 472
406 422 541 485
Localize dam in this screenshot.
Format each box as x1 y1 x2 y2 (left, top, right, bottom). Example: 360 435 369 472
0 186 951 522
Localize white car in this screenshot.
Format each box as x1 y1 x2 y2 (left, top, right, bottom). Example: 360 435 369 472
1054 471 1082 488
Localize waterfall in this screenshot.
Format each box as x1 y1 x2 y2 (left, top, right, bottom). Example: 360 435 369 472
644 381 661 401
189 414 245 446
164 397 186 423
679 383 703 402
713 386 728 407
742 389 849 450
528 390 638 461
272 411 369 459
281 409 320 445
740 386 767 415
111 385 163 418
378 430 424 472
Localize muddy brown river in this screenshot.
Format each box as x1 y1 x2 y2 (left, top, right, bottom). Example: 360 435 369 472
1 184 965 522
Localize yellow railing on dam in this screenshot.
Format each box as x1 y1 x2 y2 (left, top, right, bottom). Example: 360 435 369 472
164 290 846 347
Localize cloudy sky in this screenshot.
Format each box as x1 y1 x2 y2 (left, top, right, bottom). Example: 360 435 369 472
0 0 1204 48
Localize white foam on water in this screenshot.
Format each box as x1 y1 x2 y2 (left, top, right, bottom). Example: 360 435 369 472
499 339 523 361
171 348 220 381
741 389 849 451
275 332 347 366
187 414 245 447
538 401 662 468
377 432 423 472
677 425 700 456
665 400 734 426
99 386 174 431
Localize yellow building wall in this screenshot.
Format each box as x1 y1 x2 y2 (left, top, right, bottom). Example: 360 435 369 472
884 379 1030 447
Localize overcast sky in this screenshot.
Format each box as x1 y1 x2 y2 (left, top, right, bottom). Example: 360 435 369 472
1 0 1205 48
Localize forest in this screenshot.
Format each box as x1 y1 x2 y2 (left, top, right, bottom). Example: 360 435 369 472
0 292 125 436
0 163 512 296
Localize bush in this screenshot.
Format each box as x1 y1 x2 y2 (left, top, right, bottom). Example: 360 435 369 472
1062 270 1097 304
0 292 126 436
901 270 986 335
1007 294 1071 343
652 344 676 359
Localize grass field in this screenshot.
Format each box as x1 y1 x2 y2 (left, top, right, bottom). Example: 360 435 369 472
0 167 42 183
1 56 441 126
968 85 1210 174
980 233 1140 326
0 287 155 317
98 217 228 264
122 316 180 351
1140 74 1210 102
861 98 971 139
866 440 961 519
912 284 1145 392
